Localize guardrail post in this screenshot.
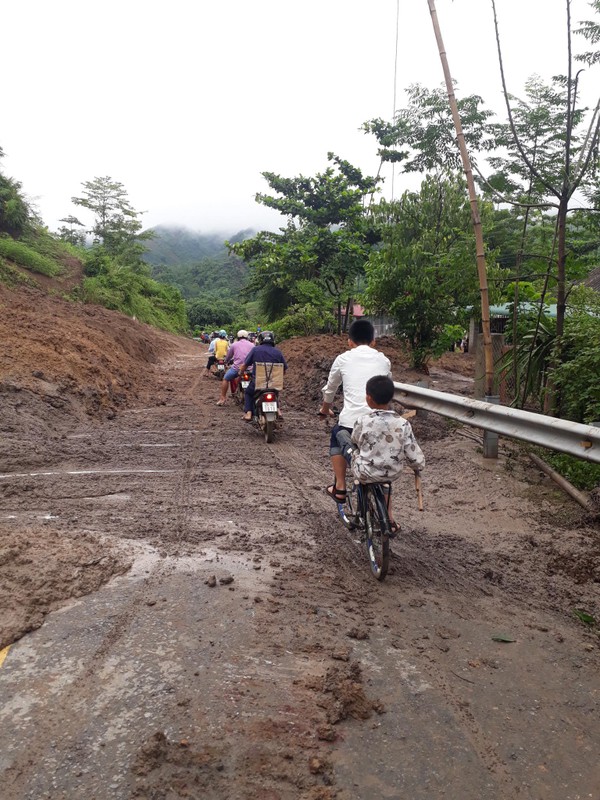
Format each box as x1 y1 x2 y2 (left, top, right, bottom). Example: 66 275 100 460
483 395 500 458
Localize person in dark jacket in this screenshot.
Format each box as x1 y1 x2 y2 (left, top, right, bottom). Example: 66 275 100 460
237 331 287 421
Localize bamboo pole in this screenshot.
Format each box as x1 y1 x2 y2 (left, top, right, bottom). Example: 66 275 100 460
415 473 424 511
426 1 495 410
528 452 592 511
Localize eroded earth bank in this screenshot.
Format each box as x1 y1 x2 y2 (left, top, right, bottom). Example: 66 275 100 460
1 286 599 799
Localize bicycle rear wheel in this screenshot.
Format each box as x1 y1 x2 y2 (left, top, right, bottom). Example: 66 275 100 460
364 484 390 580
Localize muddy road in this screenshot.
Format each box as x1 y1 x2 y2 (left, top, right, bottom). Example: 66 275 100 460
1 338 599 800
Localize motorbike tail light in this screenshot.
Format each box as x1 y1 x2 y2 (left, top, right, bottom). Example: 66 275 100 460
264 393 275 401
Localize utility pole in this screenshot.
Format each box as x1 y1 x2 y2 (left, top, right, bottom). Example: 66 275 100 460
427 0 498 457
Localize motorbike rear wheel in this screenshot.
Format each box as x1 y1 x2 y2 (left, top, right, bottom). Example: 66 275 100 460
264 417 274 443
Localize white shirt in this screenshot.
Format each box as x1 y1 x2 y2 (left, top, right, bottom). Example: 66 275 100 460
322 345 392 428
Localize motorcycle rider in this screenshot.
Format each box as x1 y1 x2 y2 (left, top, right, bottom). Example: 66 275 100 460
237 330 287 421
216 329 254 406
204 329 229 376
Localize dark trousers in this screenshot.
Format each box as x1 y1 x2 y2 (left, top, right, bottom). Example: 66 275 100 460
244 380 256 413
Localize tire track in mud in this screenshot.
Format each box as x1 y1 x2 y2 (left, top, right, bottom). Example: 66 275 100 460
169 367 204 546
254 421 526 796
268 431 374 586
4 344 597 799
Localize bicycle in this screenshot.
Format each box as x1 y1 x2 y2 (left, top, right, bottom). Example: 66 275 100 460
334 429 392 581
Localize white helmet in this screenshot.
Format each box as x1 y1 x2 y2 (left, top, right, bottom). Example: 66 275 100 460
237 329 249 339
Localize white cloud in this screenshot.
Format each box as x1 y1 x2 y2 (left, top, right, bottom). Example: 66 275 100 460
3 0 597 234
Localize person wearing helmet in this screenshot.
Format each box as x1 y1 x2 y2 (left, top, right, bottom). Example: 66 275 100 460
237 331 287 421
204 329 229 376
216 330 254 405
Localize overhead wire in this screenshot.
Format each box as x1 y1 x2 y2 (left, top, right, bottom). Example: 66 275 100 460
368 0 401 212
390 0 400 203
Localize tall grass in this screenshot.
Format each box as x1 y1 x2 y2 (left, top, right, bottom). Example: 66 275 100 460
0 237 61 277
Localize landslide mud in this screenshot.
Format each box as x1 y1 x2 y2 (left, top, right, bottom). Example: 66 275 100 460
1 288 599 799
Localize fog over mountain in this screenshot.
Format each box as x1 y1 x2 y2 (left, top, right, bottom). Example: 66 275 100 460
143 226 255 268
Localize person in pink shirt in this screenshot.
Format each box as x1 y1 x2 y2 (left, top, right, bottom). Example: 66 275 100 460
216 330 255 406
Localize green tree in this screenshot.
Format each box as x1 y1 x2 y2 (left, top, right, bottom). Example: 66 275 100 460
363 84 495 175
229 154 379 332
363 174 481 369
0 149 32 238
57 215 86 246
186 295 240 330
71 176 153 268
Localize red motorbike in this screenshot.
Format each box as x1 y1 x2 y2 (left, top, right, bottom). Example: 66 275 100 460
230 370 251 405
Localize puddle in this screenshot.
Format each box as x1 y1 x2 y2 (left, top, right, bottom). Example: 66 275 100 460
136 444 178 448
0 469 178 480
131 429 201 434
117 540 271 592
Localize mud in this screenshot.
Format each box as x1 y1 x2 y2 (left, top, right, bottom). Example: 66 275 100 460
0 285 599 799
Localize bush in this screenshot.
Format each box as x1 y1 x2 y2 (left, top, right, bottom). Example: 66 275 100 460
0 174 31 237
545 452 600 491
82 267 187 333
552 311 600 424
271 303 335 339
0 236 61 276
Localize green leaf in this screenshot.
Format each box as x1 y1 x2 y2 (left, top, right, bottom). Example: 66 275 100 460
574 609 596 627
491 635 516 643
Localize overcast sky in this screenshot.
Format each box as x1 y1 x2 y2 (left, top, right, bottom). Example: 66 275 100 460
2 0 597 236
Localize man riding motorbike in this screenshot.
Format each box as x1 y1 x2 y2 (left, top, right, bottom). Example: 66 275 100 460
216 330 254 406
204 329 229 376
237 330 287 421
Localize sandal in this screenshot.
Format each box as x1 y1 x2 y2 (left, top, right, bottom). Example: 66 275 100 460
389 520 400 537
325 484 347 503
216 400 226 406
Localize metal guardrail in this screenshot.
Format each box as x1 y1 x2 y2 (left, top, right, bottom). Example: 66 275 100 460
393 382 600 464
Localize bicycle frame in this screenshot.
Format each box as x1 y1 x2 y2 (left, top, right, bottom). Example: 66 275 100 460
334 427 392 580
336 476 392 580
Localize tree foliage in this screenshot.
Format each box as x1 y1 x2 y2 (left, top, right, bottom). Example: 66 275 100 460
229 154 379 327
71 176 153 268
0 148 32 238
186 294 241 330
363 174 482 368
363 84 495 174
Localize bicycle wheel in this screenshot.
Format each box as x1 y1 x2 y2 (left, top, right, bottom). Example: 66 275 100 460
364 484 390 580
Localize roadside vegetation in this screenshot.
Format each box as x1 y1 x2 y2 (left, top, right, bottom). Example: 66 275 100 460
0 159 187 334
1 2 599 488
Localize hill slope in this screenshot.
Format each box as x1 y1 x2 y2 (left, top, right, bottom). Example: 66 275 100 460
143 226 254 268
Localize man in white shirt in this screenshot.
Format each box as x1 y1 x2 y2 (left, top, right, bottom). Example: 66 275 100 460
319 319 392 503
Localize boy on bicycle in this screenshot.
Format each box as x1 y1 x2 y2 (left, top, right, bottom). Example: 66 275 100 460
336 375 425 533
348 375 425 481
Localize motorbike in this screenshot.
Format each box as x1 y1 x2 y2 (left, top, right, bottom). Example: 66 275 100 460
227 370 250 404
253 387 280 443
232 370 251 405
214 357 227 379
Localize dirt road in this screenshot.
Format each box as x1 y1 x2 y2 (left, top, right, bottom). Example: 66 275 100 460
1 337 599 799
